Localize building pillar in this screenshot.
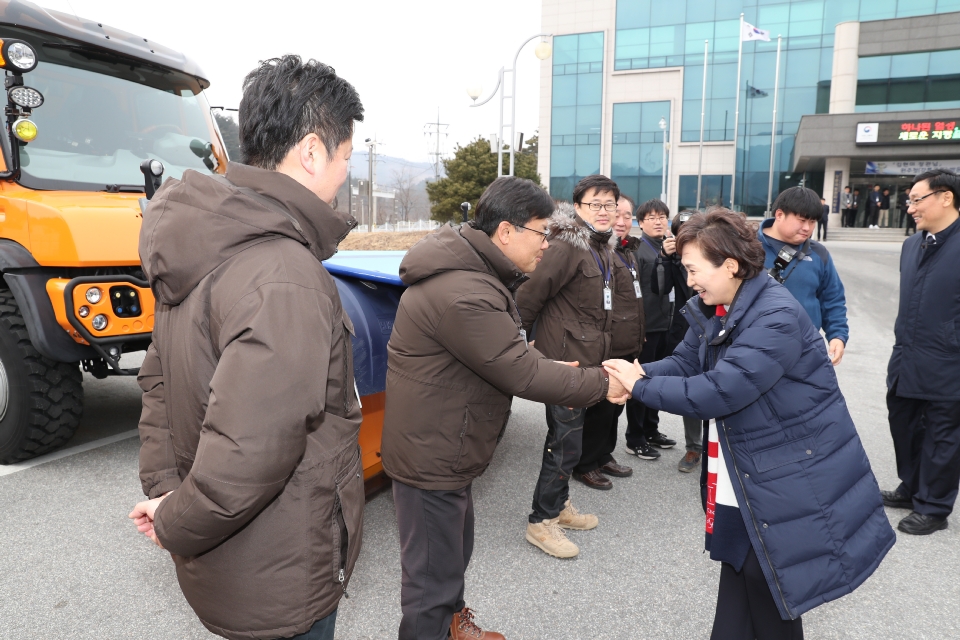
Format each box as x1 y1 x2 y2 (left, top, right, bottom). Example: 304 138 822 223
823 157 850 229
829 21 860 114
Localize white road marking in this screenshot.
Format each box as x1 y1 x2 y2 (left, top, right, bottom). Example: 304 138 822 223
0 429 139 477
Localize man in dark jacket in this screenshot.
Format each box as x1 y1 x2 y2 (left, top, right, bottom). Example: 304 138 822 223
882 168 960 535
623 199 677 460
868 184 883 228
759 187 849 365
382 177 625 640
841 186 855 227
574 193 645 489
880 188 891 227
516 174 623 558
129 57 364 640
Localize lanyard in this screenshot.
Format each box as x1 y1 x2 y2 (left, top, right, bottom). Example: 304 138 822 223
590 249 611 286
640 236 661 255
614 250 638 277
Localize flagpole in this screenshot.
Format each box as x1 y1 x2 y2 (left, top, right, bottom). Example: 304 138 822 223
766 34 782 216
731 13 744 211
696 39 708 209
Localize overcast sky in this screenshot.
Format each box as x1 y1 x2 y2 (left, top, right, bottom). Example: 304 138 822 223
42 0 544 164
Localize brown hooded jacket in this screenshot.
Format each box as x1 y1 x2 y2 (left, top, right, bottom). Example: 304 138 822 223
137 163 363 639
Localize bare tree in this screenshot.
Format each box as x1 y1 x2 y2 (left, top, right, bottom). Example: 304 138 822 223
391 164 422 222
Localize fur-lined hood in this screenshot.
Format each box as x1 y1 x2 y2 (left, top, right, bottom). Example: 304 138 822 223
547 204 617 252
617 234 642 253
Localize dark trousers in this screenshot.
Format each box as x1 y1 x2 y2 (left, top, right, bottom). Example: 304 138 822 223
817 217 827 241
286 610 337 640
394 480 474 640
575 399 625 473
530 404 585 523
887 383 960 518
867 207 879 226
842 208 856 227
711 547 804 640
625 331 669 448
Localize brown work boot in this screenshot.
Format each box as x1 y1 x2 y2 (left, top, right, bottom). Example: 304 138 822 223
449 607 505 639
525 517 579 558
558 499 598 530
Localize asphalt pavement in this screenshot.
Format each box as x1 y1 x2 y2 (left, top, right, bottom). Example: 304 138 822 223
1 240 957 640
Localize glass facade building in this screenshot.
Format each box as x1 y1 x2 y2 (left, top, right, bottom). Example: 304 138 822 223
543 0 960 215
550 32 604 201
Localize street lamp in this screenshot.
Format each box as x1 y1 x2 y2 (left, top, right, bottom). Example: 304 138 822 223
468 34 552 177
659 116 669 204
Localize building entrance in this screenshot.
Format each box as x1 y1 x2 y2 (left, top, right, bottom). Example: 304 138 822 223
846 174 914 229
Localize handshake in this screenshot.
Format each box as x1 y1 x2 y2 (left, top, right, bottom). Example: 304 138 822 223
557 358 648 405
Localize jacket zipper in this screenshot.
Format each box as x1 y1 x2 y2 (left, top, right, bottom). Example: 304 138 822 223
342 323 352 414
334 492 350 598
710 335 793 619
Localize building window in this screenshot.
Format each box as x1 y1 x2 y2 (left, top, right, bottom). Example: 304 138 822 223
550 32 604 201
678 175 732 210
611 102 670 207
855 49 960 112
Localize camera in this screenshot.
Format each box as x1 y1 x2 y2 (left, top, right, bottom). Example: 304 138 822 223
769 245 797 284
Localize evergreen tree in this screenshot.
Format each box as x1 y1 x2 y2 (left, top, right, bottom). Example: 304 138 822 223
426 137 541 223
213 112 241 161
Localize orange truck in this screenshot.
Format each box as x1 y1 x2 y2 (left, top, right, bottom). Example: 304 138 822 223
0 1 400 487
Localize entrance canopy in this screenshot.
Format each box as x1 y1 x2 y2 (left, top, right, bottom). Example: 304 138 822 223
793 108 960 173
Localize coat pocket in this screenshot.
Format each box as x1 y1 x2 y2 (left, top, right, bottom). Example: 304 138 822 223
750 436 816 482
453 403 512 474
577 263 603 310
939 319 960 352
561 318 603 365
331 447 364 596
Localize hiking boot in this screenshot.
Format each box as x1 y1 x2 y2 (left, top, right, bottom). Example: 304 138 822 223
558 499 598 530
526 517 579 558
449 607 505 640
678 451 701 473
624 442 661 460
647 431 677 448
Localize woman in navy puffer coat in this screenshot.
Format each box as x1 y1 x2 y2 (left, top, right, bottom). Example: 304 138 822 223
605 209 895 639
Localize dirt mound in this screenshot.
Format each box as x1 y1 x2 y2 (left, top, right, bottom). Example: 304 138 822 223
339 230 435 251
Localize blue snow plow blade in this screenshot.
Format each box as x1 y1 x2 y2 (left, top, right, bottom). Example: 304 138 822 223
323 251 406 396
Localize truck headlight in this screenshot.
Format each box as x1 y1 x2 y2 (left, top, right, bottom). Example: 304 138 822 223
8 86 43 109
0 40 38 73
12 118 37 142
85 287 102 304
91 315 108 331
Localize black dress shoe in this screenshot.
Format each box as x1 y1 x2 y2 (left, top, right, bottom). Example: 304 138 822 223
574 468 613 490
897 511 948 535
881 488 913 509
599 460 633 478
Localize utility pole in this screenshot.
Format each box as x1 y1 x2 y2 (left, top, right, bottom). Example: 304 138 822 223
364 137 381 231
424 108 449 181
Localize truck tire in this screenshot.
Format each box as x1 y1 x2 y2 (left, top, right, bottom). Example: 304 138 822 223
0 289 83 464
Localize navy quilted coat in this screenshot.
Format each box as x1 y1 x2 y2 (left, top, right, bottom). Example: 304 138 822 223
635 273 895 620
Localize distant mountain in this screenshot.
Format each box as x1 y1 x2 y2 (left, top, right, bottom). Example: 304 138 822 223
350 152 439 187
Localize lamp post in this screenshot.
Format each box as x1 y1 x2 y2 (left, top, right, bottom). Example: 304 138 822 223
659 116 668 204
467 34 553 177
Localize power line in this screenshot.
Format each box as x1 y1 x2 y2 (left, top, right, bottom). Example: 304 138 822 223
424 107 449 181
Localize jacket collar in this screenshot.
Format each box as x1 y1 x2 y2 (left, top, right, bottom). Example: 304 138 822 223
460 222 529 291
547 213 611 253
682 273 771 345
225 163 357 262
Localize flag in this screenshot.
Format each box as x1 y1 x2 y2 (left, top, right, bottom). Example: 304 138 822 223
746 84 768 98
742 22 771 42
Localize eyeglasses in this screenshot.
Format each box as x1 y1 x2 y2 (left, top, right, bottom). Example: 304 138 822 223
907 191 946 207
581 202 618 212
642 215 669 222
514 224 549 238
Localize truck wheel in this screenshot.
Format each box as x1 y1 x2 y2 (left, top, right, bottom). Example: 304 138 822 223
0 290 83 464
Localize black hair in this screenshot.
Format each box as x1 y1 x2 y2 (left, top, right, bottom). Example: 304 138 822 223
844 185 851 190
636 198 670 221
912 169 960 207
572 175 620 205
474 177 555 236
772 186 823 221
240 56 364 169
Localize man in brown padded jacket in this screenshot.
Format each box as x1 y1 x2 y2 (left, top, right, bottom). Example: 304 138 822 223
516 174 622 559
128 57 363 640
382 177 627 640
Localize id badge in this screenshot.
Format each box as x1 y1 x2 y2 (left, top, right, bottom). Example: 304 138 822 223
633 279 642 298
603 286 613 310
520 328 528 347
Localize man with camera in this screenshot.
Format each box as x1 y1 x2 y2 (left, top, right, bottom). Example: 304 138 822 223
758 186 849 365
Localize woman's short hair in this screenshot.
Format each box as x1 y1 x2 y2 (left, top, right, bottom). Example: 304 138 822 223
675 208 766 280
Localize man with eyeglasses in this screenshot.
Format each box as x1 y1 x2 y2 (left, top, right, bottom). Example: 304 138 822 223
517 174 624 558
623 199 679 461
881 168 960 536
382 177 627 640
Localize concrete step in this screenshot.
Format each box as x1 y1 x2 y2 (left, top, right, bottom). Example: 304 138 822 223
825 228 909 243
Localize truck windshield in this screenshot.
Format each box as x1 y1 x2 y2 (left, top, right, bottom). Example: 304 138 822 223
1 27 221 192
